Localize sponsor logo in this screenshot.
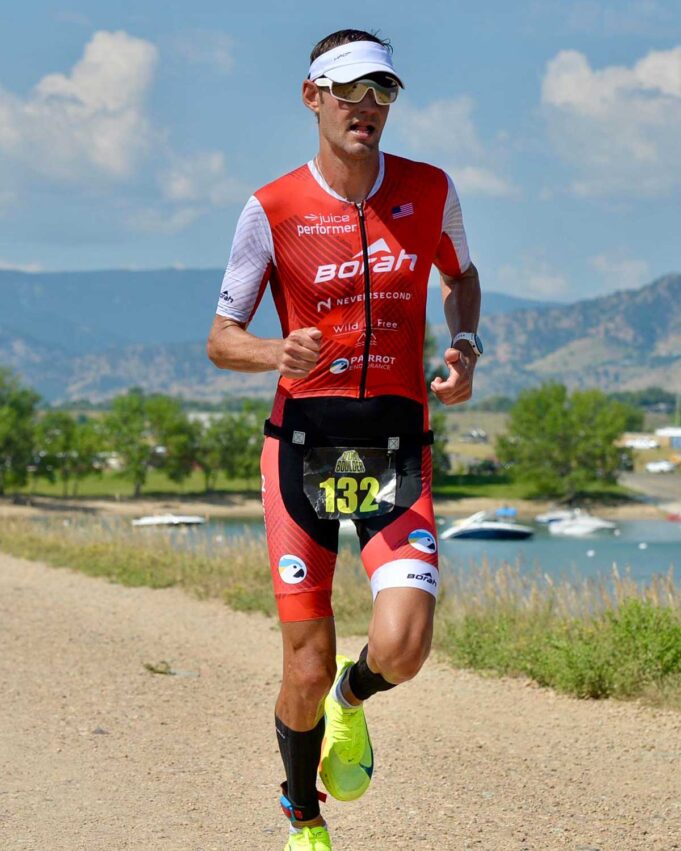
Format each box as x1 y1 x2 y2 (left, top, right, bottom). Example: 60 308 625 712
278 555 308 585
330 358 349 374
335 449 365 473
219 291 234 304
407 570 438 587
408 529 437 554
317 292 412 313
298 212 358 237
314 238 418 284
330 354 395 374
356 330 377 347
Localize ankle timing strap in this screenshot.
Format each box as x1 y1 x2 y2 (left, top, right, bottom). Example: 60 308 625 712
279 782 327 823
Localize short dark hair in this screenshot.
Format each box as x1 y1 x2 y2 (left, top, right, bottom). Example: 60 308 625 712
310 29 392 64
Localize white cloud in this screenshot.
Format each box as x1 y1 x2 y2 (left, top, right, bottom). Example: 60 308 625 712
390 97 515 197
172 30 235 74
455 166 515 197
541 46 681 197
0 30 158 182
590 254 650 291
160 152 248 206
498 257 572 299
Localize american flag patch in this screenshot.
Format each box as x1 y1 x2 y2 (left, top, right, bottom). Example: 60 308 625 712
391 202 414 219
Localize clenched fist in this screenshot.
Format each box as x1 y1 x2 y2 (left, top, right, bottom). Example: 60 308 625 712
277 327 322 379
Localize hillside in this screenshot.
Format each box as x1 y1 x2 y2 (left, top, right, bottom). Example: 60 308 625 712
0 268 678 401
474 273 681 397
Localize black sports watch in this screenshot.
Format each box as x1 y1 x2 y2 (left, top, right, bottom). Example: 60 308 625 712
450 332 483 357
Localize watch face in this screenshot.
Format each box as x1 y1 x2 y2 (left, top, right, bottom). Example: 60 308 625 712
474 334 483 354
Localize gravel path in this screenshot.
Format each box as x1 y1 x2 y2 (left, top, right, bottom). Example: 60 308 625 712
2 553 681 850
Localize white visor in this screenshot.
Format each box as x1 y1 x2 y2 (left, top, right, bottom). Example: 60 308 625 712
308 40 404 88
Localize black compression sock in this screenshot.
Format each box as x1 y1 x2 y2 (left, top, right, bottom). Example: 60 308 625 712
347 644 397 701
275 715 325 820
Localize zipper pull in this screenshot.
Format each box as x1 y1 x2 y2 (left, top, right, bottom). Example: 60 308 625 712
356 201 364 219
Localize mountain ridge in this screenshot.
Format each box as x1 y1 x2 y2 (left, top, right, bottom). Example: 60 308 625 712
1 269 678 402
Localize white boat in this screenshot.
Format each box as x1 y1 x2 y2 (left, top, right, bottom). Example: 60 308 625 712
548 512 616 537
535 507 579 524
440 511 534 541
131 513 206 527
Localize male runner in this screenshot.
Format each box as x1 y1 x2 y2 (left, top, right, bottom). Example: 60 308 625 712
207 29 481 850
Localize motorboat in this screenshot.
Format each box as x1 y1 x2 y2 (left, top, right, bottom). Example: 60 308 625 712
131 514 206 527
440 510 534 540
535 507 579 524
548 512 616 537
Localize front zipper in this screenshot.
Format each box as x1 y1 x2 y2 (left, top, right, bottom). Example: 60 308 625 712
356 201 372 399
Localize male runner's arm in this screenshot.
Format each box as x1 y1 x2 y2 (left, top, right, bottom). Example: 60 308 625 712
207 318 321 379
430 172 481 405
206 195 321 379
430 263 481 405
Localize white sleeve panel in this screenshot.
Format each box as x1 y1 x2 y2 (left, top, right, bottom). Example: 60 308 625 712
442 173 471 273
216 195 274 323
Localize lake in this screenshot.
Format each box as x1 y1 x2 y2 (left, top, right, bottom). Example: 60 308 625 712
173 516 681 584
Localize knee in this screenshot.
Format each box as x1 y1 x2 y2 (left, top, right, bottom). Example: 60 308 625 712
369 635 432 685
284 649 336 705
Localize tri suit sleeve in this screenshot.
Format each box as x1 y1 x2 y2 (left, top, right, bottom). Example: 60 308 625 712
433 173 471 278
216 195 274 324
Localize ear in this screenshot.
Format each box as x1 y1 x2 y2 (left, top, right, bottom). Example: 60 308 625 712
302 79 321 115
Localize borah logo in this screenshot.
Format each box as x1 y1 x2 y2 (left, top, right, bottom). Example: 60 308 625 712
407 529 437 554
407 570 438 587
278 555 308 585
314 238 417 284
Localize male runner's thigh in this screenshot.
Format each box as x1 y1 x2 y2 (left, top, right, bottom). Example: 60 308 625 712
261 436 339 622
358 446 439 600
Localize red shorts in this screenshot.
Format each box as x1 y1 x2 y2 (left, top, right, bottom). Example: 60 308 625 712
260 428 439 623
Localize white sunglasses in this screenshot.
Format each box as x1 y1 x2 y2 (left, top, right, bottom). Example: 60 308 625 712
315 76 399 105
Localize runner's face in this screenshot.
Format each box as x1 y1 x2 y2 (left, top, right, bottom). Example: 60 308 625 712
303 80 389 159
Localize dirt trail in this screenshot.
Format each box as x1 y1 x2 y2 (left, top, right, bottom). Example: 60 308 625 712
1 553 681 851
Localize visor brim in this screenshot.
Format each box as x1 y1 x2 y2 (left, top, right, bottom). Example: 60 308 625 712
319 63 404 88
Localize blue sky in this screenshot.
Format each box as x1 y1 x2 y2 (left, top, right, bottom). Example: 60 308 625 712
1 0 680 301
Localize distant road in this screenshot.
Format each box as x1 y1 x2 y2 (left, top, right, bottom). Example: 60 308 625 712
622 472 681 506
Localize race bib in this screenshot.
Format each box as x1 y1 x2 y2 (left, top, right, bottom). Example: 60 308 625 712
303 446 397 520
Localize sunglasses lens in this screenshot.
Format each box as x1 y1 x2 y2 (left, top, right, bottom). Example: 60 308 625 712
329 79 398 105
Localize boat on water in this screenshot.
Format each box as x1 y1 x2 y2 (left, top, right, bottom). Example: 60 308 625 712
535 507 579 524
131 514 206 527
548 511 616 537
440 510 534 541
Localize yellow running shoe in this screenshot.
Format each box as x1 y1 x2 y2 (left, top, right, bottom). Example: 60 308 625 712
285 825 332 850
319 655 374 802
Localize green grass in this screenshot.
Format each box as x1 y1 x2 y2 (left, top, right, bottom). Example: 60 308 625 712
1 515 679 709
16 468 261 500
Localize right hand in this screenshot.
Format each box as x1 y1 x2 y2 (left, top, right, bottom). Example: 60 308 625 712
277 327 322 379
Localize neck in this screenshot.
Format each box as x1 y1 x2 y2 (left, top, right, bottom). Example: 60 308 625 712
315 143 380 203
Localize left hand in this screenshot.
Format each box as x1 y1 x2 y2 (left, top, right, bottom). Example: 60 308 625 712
430 347 475 405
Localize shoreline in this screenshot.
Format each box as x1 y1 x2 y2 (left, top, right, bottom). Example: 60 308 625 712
0 492 668 521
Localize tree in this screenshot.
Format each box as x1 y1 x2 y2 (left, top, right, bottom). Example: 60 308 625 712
71 419 106 496
146 395 197 486
430 410 451 483
35 411 77 496
0 368 40 495
496 383 633 499
103 391 153 497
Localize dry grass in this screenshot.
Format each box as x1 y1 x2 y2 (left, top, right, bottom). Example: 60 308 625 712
1 516 680 708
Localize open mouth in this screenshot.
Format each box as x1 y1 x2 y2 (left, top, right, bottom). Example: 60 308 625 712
349 121 375 140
